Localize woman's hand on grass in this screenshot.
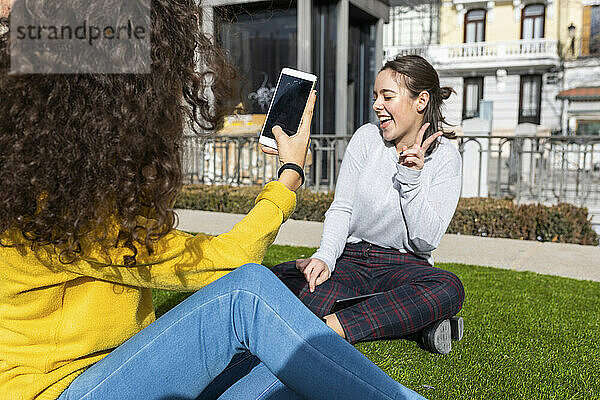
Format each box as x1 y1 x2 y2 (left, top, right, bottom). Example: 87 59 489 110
296 257 330 293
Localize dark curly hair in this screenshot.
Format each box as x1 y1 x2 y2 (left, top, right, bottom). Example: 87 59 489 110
0 0 238 264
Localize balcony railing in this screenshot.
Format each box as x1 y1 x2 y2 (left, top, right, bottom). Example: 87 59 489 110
384 39 559 65
182 133 600 208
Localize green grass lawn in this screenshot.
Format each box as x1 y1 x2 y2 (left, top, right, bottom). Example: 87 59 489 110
152 244 600 400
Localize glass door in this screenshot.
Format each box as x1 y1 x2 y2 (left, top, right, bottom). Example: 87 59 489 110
216 3 298 114
312 1 337 135
348 5 376 133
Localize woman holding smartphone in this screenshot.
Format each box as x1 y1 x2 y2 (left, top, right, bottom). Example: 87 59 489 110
273 55 465 353
0 2 426 399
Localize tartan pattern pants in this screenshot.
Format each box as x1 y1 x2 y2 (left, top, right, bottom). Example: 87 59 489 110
271 241 465 344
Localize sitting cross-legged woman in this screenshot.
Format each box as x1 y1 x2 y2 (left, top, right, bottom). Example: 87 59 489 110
273 55 466 354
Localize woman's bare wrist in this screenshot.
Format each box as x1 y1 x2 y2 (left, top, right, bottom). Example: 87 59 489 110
278 169 303 192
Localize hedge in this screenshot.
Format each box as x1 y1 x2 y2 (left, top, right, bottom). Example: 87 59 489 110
175 185 599 246
175 185 334 222
448 198 598 245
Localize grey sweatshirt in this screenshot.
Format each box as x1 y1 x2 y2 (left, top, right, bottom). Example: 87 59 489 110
312 123 462 271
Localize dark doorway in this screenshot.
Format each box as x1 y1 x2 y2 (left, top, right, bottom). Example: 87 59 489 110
216 3 298 114
312 1 337 135
348 5 377 133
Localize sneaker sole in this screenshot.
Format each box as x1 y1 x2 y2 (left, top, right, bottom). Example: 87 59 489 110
424 319 451 355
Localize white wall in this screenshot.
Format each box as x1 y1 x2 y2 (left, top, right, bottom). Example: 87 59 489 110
540 73 561 131
439 77 463 128
441 73 561 134
564 58 600 89
483 74 520 131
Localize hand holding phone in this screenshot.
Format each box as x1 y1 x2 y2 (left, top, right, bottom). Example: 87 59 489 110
259 69 317 191
261 90 316 165
262 89 317 192
259 68 317 151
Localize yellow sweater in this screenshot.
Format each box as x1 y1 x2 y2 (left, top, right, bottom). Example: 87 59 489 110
0 181 296 400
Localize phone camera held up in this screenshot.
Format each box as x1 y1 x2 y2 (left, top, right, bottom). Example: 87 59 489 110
258 68 317 150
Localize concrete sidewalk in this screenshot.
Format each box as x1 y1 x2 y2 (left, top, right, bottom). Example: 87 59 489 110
175 209 600 283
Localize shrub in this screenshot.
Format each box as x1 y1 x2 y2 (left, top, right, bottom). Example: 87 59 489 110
174 185 599 246
448 198 598 245
176 185 261 214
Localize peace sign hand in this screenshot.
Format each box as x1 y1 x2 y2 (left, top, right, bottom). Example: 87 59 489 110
398 123 443 171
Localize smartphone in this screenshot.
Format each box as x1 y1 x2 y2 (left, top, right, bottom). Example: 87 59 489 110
330 292 385 314
258 68 317 149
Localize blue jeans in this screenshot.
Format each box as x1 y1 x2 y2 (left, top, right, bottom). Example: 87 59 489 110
57 263 426 400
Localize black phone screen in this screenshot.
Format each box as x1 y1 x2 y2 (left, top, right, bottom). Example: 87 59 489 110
262 74 313 139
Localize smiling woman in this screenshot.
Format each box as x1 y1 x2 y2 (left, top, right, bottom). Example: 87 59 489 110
273 55 465 359
373 56 456 158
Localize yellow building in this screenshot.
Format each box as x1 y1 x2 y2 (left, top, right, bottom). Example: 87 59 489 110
440 0 583 58
384 0 599 135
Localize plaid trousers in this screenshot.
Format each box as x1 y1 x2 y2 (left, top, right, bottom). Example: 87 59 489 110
271 241 465 344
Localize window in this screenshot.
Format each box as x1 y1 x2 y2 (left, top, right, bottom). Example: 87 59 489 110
582 5 600 56
349 17 376 133
384 3 440 47
519 75 542 124
216 5 297 114
521 4 545 39
464 9 486 43
463 77 484 120
576 120 600 135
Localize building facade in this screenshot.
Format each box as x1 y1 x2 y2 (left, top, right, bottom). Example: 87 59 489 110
383 0 440 49
557 0 600 135
384 0 599 136
202 0 390 137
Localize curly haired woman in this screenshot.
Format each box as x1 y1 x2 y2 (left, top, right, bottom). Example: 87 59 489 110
0 1 427 400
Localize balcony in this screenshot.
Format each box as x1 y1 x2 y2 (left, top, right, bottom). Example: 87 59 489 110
384 39 560 71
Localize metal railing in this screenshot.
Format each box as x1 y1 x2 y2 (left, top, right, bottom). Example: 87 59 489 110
457 135 600 206
181 134 349 192
182 134 279 187
182 133 600 207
